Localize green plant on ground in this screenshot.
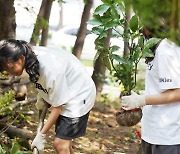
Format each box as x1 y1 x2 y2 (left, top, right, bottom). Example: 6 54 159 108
0 138 30 154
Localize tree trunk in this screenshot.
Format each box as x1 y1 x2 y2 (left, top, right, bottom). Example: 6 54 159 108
30 0 48 45
0 124 32 149
0 0 16 40
123 3 131 57
72 0 93 59
40 0 53 46
92 29 112 98
55 2 63 30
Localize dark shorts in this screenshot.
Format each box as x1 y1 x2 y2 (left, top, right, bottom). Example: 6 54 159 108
55 112 90 140
142 140 180 154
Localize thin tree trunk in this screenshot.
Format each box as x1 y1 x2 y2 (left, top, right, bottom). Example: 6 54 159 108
40 0 53 46
72 0 93 59
92 29 112 98
55 2 63 30
30 0 47 45
0 0 16 40
123 3 131 57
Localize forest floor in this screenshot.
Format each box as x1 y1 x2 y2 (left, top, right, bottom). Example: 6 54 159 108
25 82 141 154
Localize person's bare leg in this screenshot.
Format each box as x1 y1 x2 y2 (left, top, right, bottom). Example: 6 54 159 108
54 137 71 154
70 140 74 154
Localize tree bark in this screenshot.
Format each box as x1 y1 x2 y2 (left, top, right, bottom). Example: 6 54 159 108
30 0 48 45
72 0 93 59
0 124 32 149
0 0 16 40
123 3 131 57
92 29 112 98
55 2 63 30
40 0 53 46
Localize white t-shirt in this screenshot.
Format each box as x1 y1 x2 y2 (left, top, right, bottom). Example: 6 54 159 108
33 46 96 118
142 39 180 145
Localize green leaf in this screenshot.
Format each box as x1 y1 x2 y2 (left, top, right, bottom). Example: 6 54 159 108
92 26 104 35
10 142 19 154
94 4 110 15
133 49 141 61
129 15 138 32
142 48 154 57
99 31 107 39
110 45 120 53
101 16 112 24
114 0 125 11
110 54 126 63
87 19 102 26
0 145 5 154
102 0 113 4
144 38 161 49
110 6 120 19
103 56 112 71
105 20 119 28
138 35 144 48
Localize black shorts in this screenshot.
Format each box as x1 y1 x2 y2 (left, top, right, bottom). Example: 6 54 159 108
55 112 90 140
142 140 180 154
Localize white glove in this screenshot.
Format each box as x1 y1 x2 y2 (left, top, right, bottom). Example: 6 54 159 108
35 95 45 110
31 131 46 151
121 91 146 110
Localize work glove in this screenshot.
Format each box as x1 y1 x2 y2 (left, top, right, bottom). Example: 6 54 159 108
31 131 46 151
35 95 45 110
121 91 146 110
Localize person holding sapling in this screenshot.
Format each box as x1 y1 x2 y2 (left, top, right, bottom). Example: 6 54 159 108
0 39 96 153
121 27 180 153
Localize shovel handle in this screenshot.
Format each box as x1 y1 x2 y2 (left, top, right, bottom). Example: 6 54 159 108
33 102 49 154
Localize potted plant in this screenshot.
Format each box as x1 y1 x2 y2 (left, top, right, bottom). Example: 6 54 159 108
89 0 160 126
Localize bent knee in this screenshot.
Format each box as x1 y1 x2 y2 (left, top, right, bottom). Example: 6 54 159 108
53 138 71 151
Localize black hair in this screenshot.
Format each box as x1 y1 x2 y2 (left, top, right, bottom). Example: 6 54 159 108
0 39 40 84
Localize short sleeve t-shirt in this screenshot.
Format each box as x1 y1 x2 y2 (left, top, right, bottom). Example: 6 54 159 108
142 39 180 145
33 46 96 118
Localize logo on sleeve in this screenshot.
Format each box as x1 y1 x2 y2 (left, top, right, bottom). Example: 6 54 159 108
35 83 48 94
147 63 153 70
159 78 172 83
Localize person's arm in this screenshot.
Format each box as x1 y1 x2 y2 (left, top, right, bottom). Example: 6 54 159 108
31 106 61 150
121 89 180 110
41 106 62 134
146 89 180 105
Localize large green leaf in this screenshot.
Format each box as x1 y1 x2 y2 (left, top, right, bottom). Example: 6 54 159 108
129 15 139 32
144 38 161 49
110 54 126 63
94 4 110 15
142 48 154 57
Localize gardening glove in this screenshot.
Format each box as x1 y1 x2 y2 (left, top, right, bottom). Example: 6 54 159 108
31 131 46 151
35 94 45 110
121 91 146 110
